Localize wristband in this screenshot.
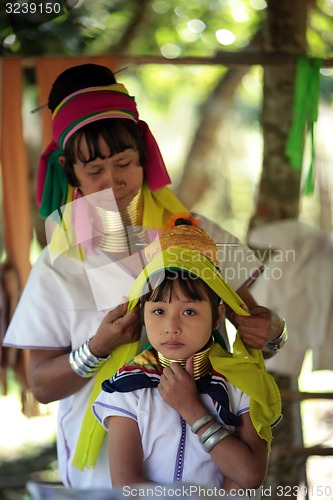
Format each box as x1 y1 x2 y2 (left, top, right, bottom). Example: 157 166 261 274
69 338 111 378
202 427 230 453
263 319 288 353
199 421 223 444
191 413 214 434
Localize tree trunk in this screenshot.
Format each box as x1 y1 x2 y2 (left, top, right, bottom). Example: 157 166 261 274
249 0 307 229
250 1 309 499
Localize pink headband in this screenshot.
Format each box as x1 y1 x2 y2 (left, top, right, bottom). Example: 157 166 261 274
37 84 171 208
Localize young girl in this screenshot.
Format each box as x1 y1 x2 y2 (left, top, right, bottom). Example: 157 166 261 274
92 215 281 490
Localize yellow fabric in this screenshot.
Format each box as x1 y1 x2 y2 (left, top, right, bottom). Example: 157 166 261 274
72 184 188 470
126 247 281 449
127 248 248 316
47 185 84 261
48 182 187 260
209 340 280 448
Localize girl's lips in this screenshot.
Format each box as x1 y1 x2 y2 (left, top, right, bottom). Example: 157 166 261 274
162 341 184 348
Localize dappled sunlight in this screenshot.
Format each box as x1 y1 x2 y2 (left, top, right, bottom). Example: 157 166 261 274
0 391 57 461
298 353 333 496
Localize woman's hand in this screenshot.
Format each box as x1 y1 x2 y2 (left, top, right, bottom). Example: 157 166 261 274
227 305 272 349
229 287 285 354
89 301 142 358
29 301 142 403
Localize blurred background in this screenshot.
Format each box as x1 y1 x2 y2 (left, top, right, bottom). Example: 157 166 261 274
0 0 333 498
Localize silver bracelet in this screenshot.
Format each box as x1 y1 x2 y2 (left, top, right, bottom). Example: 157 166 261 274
199 421 223 444
69 351 93 378
203 427 230 453
191 413 214 434
263 319 288 353
69 338 111 378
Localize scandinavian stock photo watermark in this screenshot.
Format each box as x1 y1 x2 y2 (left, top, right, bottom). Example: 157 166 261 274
45 189 296 311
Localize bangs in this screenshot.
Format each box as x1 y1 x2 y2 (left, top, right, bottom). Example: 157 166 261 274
140 270 220 325
65 118 147 165
142 270 219 304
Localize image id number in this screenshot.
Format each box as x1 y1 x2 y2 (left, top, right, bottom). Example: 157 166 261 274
5 2 61 14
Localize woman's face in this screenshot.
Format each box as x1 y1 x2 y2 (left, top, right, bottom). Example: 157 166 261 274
72 135 144 211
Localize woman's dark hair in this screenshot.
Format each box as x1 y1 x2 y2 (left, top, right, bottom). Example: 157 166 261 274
63 119 147 186
48 64 116 111
140 270 221 327
48 63 147 186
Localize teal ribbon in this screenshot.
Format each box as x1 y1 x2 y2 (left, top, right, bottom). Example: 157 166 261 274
285 56 322 194
38 150 68 220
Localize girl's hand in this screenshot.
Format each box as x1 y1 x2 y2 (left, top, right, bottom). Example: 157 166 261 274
158 357 201 416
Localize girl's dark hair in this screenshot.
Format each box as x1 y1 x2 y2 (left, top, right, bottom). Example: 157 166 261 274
140 270 221 327
47 63 147 186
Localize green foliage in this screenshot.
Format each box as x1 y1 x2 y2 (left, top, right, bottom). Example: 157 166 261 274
1 1 333 61
0 0 264 56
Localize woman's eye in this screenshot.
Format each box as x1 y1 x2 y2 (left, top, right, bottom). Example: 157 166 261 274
89 168 103 175
116 162 131 168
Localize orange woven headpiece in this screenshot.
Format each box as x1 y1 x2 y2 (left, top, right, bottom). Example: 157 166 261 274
144 213 219 265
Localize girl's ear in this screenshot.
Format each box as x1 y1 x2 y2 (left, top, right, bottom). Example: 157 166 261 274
214 303 225 329
58 155 66 167
139 302 145 325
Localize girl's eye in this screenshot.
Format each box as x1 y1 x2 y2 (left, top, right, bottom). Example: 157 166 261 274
153 308 164 315
183 309 195 316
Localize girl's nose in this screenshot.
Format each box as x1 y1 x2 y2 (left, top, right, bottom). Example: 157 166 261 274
163 317 181 335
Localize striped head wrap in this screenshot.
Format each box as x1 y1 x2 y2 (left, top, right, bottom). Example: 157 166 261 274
37 83 171 219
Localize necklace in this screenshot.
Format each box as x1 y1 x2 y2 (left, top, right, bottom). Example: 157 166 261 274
95 189 146 253
157 337 213 380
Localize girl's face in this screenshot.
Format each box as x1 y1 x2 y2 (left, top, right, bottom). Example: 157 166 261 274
144 280 224 360
71 135 144 211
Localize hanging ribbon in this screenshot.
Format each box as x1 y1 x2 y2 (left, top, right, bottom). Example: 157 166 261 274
285 56 322 195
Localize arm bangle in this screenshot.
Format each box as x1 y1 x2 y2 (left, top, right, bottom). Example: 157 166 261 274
203 427 230 453
263 319 288 353
199 421 223 444
191 413 214 434
69 351 94 378
69 338 111 378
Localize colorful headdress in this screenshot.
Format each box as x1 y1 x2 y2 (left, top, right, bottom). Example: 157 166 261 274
37 83 171 219
130 213 245 313
144 213 219 265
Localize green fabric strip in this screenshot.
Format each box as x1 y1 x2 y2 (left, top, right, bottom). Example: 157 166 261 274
38 150 68 220
285 56 322 194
